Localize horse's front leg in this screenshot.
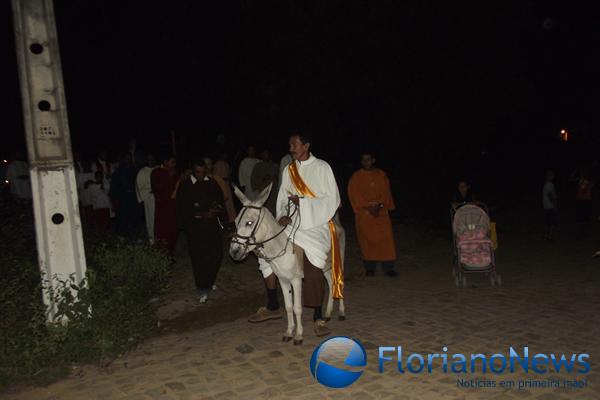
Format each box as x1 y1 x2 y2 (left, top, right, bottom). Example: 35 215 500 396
279 280 294 342
291 278 303 345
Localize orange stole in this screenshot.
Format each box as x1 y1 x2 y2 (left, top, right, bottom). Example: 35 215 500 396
288 162 344 299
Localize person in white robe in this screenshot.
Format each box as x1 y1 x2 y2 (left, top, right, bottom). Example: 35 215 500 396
91 150 112 189
237 145 260 200
249 132 340 337
91 150 114 217
273 154 340 268
136 154 157 244
86 172 112 231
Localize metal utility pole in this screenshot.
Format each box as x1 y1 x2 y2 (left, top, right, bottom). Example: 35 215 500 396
12 0 87 322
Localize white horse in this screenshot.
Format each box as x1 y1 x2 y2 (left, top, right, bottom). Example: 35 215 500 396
229 183 345 345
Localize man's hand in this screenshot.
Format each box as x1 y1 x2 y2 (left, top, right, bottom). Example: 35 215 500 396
278 216 292 226
288 195 300 206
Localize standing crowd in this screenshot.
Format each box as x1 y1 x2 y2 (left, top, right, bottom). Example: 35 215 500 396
5 131 597 336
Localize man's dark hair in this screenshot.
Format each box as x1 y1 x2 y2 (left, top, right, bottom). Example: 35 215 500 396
360 150 377 159
192 159 206 168
159 152 176 164
456 177 472 186
290 128 313 146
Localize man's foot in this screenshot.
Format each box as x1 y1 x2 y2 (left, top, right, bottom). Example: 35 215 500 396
366 270 375 277
314 319 331 337
386 270 397 277
198 293 208 304
248 306 283 323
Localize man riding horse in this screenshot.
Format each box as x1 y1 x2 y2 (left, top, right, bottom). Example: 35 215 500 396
247 129 343 337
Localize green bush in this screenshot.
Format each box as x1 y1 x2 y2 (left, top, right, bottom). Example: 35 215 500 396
0 199 170 389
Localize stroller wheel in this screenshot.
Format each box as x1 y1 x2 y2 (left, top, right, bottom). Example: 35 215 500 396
454 275 460 288
496 274 502 286
461 275 467 288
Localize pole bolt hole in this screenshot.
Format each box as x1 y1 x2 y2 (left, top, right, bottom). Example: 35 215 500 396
30 43 44 54
38 100 51 111
51 213 64 225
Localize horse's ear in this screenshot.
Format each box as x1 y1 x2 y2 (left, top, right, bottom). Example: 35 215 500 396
255 182 273 207
232 184 251 206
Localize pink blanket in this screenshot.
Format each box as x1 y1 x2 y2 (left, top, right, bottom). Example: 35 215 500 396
457 229 491 267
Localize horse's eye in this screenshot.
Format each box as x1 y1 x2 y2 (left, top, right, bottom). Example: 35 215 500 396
246 221 253 226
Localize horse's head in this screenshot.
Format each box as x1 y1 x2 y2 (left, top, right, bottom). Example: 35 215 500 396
229 183 274 261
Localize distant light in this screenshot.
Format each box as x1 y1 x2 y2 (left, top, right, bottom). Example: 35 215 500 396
2 160 6 163
4 180 8 184
560 130 566 134
560 129 569 142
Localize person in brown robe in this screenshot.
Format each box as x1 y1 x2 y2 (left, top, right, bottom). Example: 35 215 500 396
176 159 225 303
151 154 179 257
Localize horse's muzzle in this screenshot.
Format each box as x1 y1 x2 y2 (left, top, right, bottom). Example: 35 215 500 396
229 245 248 261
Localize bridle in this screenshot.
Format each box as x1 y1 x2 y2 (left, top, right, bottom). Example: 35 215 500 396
231 200 299 261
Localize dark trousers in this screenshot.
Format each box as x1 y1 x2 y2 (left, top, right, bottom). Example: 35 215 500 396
187 219 223 294
364 260 395 272
115 200 140 238
303 255 326 308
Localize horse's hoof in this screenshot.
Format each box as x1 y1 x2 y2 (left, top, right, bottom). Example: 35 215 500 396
338 315 346 321
282 336 293 342
293 339 303 346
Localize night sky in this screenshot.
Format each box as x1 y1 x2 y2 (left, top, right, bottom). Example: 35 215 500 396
1 1 598 180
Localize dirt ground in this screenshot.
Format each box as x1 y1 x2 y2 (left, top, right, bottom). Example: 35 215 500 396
157 182 600 335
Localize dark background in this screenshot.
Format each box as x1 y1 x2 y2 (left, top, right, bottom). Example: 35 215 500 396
1 1 599 199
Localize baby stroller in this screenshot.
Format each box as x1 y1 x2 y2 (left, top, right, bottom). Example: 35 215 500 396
451 203 501 288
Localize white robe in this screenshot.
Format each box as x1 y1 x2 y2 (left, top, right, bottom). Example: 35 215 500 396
136 166 156 242
77 172 94 207
91 160 115 217
278 154 292 194
259 154 340 277
87 183 111 210
136 166 155 203
238 157 260 200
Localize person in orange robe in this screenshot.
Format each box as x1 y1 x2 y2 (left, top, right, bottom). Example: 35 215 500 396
347 151 397 277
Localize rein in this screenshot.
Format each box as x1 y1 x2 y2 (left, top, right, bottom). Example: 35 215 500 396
231 200 300 261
